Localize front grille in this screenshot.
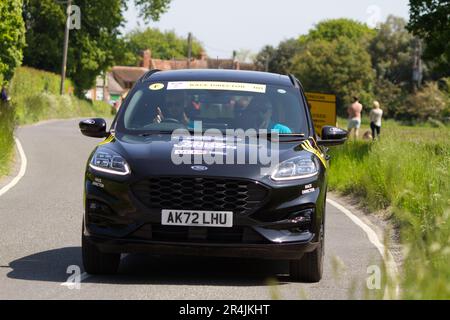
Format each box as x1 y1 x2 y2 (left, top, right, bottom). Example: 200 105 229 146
132 177 269 216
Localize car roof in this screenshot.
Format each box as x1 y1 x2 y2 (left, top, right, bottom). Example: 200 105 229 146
143 69 294 87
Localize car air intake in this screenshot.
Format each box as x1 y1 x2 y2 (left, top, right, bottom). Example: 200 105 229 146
132 177 268 216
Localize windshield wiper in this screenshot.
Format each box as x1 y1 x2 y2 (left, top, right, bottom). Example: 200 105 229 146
138 131 174 137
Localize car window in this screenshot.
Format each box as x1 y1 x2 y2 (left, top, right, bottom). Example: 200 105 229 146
117 81 309 135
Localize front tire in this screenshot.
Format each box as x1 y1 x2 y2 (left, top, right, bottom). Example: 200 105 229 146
290 223 324 283
82 233 120 275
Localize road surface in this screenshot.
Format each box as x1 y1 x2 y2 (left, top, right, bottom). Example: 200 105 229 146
0 119 385 299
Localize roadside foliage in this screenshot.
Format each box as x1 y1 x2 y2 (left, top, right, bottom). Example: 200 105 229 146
328 124 450 299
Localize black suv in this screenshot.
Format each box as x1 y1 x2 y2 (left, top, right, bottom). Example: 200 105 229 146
79 69 347 282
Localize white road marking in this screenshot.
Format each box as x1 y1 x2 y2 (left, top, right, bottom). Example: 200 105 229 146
327 198 400 299
0 138 27 197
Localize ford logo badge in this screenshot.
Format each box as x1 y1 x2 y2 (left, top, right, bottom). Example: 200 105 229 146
191 165 208 172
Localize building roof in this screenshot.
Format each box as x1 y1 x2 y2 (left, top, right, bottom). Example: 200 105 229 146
145 69 293 86
107 72 125 95
112 66 148 83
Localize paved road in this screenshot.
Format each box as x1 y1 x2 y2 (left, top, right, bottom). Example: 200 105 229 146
0 119 384 300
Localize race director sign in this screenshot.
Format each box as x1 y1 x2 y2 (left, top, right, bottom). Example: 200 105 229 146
305 92 337 136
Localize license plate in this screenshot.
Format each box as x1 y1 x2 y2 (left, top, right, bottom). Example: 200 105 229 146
161 210 233 228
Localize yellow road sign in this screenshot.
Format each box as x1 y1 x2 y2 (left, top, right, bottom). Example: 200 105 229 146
305 92 337 136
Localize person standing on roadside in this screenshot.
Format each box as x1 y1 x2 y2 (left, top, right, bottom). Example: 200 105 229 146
347 96 363 139
1 86 10 102
369 101 383 140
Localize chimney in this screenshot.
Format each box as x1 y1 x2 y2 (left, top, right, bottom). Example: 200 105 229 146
200 50 207 61
140 49 152 69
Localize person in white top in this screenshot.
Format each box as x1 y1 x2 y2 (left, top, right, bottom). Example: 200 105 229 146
369 101 383 140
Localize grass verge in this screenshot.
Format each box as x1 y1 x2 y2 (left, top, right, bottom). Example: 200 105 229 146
328 124 450 299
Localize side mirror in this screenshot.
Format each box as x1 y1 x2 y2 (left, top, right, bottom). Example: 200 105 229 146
79 118 108 138
317 126 348 146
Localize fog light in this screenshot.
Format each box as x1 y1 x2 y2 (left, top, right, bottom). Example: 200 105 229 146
289 209 313 232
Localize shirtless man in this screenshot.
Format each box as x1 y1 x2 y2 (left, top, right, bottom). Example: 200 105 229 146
347 97 363 139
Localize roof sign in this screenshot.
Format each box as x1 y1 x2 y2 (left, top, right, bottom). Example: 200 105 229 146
167 81 266 93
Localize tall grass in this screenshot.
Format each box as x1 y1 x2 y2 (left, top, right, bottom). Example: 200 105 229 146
328 125 450 299
9 67 112 124
0 102 15 177
0 67 112 176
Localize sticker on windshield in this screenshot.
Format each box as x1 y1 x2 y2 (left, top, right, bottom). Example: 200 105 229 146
149 83 165 91
278 89 287 94
167 81 266 93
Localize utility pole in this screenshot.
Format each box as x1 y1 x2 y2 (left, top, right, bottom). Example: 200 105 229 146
60 0 72 95
187 32 192 69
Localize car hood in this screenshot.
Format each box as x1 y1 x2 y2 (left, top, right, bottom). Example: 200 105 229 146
98 133 308 181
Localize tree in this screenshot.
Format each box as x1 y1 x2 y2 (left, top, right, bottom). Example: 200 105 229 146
292 37 375 113
396 82 448 121
370 16 416 87
254 45 276 72
234 49 255 63
299 18 376 45
123 28 204 65
291 19 376 113
254 39 302 74
0 0 25 84
408 0 450 78
22 0 172 95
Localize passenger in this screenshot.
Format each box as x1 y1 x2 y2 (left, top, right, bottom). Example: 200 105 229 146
245 96 292 134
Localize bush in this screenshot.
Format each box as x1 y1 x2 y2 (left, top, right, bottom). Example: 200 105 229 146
396 82 447 121
0 66 111 177
8 67 111 124
0 101 15 176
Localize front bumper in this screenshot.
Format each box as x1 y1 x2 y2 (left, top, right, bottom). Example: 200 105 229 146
85 234 319 260
84 170 327 260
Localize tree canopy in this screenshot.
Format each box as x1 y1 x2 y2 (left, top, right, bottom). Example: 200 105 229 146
291 19 376 112
22 0 172 95
408 0 450 78
292 37 375 111
122 28 204 66
0 0 25 84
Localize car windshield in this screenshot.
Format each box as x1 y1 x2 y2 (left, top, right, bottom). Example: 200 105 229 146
117 81 309 135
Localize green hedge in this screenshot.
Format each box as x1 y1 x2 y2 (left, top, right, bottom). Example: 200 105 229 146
0 67 112 176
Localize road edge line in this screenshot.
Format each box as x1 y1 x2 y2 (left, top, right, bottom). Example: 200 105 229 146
0 137 28 197
326 198 400 299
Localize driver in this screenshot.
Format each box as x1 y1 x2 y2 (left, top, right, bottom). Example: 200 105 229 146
154 91 190 126
246 97 292 134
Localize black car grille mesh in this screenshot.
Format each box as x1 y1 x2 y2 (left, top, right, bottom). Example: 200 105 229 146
132 177 269 216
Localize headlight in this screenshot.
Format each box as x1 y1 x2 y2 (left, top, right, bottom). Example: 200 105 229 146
271 155 318 181
89 148 131 176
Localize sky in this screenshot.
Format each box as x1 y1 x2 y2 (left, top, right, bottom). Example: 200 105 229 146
123 0 410 59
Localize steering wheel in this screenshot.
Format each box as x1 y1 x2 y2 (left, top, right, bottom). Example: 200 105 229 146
161 118 180 124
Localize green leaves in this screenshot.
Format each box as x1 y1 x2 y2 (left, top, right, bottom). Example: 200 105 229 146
134 0 171 22
123 28 204 65
22 0 173 94
408 0 450 78
291 19 376 113
0 0 26 84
